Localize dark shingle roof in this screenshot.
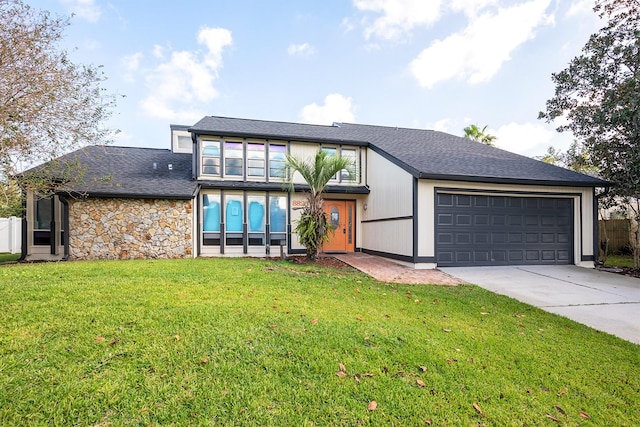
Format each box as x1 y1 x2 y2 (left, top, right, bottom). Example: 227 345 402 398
50 145 197 199
191 116 609 187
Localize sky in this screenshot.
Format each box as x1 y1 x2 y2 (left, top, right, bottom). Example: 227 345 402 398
28 0 602 158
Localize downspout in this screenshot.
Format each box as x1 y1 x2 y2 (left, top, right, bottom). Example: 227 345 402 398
58 195 70 260
49 195 56 255
594 187 610 266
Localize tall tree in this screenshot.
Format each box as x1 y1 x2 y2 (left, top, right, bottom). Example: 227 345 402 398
536 141 597 174
539 0 640 266
0 0 117 195
283 150 354 260
462 124 497 146
0 178 21 217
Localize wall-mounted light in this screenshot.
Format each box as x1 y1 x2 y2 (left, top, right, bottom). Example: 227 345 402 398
363 203 368 211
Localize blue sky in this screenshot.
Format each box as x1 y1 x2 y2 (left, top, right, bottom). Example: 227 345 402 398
29 0 601 157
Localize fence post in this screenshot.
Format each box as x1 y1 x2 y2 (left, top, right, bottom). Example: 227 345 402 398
0 217 22 254
10 216 21 254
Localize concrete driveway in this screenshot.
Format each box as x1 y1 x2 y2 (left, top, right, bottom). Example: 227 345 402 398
441 265 640 345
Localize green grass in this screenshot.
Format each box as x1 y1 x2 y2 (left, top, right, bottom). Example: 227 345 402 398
604 255 635 268
0 252 20 263
1 258 638 426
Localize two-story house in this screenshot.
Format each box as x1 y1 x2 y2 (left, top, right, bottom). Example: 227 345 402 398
22 116 608 268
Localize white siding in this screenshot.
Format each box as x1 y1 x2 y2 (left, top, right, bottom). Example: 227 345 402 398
418 180 596 266
361 150 414 256
289 142 318 185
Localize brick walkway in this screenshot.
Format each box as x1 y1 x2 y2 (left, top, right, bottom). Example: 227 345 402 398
333 252 463 285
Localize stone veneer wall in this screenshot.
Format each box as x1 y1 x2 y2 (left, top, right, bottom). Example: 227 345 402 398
68 198 193 260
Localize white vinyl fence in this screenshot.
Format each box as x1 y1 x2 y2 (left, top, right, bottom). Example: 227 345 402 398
0 216 21 254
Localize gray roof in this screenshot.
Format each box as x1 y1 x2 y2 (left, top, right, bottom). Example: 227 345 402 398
191 116 609 187
49 145 197 199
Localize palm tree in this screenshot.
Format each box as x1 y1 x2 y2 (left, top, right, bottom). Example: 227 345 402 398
463 124 497 146
283 150 354 260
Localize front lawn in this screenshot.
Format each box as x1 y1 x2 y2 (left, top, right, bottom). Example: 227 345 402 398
1 258 638 426
0 252 20 263
603 254 635 268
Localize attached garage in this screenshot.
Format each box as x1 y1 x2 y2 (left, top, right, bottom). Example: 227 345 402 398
435 193 573 267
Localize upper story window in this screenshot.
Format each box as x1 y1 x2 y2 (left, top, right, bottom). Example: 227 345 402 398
321 145 358 183
269 144 286 178
200 138 287 180
224 141 243 176
247 143 265 177
340 148 357 182
171 128 193 154
202 140 221 176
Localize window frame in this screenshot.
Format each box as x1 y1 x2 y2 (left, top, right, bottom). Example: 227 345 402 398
321 145 359 184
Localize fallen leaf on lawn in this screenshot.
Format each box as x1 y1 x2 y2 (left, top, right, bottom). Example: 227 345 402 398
200 359 209 365
354 375 361 383
426 420 432 425
385 314 391 318
579 411 591 419
368 401 377 411
416 379 426 387
554 406 566 416
473 402 485 417
545 414 559 422
356 316 363 321
268 324 277 328
311 318 318 325
443 329 451 333
336 371 348 378
419 366 427 372
354 288 361 293
109 339 120 346
557 387 568 397
174 334 181 341
94 336 106 343
515 313 525 318
339 363 346 372
361 373 374 377
480 312 490 315
160 373 168 378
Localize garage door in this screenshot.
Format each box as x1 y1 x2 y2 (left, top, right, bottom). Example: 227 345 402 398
435 193 573 266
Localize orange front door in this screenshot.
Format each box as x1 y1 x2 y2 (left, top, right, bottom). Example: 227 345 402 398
322 200 355 252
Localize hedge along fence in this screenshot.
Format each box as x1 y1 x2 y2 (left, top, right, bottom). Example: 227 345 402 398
599 219 631 254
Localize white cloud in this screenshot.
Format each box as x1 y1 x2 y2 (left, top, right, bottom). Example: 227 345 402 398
428 118 453 132
197 27 233 69
450 0 498 17
61 0 102 23
566 0 594 17
140 27 232 122
493 121 560 156
409 0 552 88
120 52 143 83
287 43 316 57
152 45 165 59
300 94 356 125
353 0 444 40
